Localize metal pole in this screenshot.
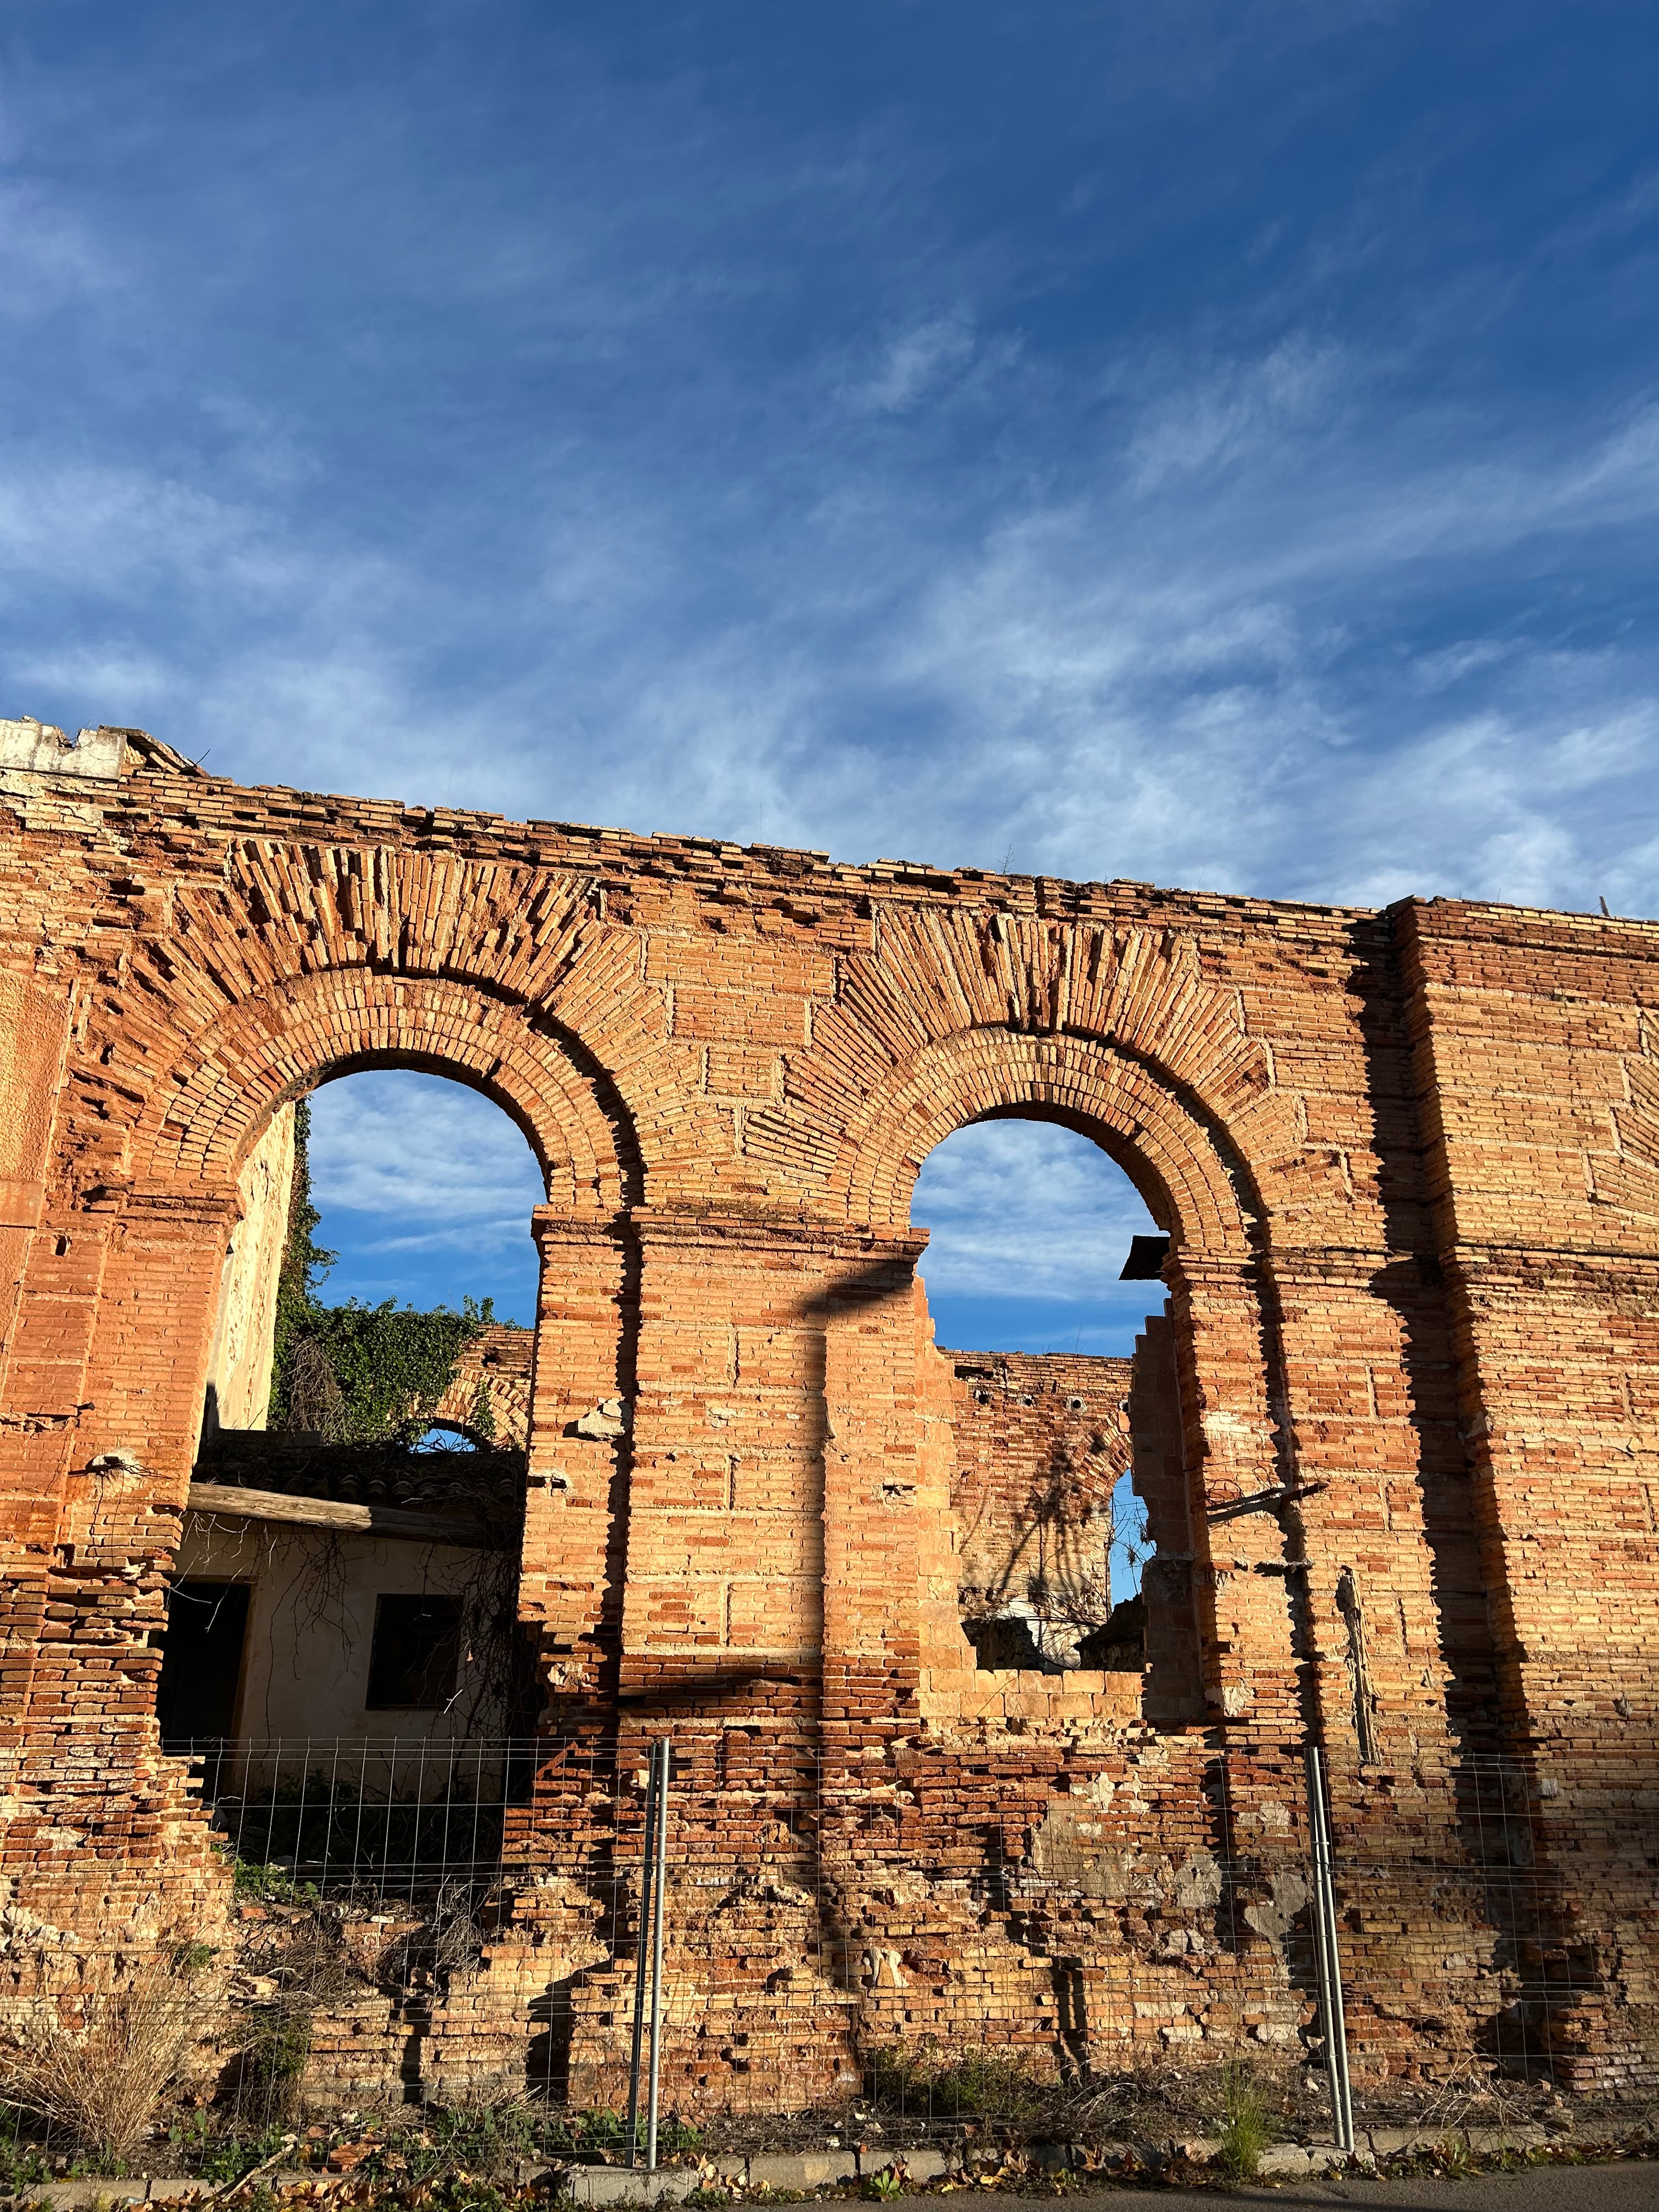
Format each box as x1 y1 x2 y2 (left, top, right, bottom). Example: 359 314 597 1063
646 1738 670 2174
1306 1750 1344 2140
1319 1756 1356 2151
625 1748 661 2168
1305 1746 1355 2152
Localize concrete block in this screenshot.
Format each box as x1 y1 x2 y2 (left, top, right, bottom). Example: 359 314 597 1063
20 2190 147 2209
1463 2126 1548 2153
1255 2145 1312 2176
1368 2128 1436 2155
1023 2145 1070 2172
747 2150 862 2185
865 2148 950 2183
747 2152 857 2188
561 2169 700 2206
1079 2142 1136 2168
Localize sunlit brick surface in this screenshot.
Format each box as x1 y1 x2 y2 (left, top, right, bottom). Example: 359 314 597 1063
1 732 1655 2101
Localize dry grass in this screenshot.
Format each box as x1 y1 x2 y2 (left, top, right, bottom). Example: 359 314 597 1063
1215 2059 1275 2179
0 1957 215 2168
865 2042 1056 2129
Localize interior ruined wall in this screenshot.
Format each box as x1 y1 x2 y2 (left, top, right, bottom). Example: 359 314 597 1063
438 1324 534 1446
174 1512 509 1750
934 1342 1133 1664
201 1103 295 1436
1126 1310 1205 1722
0 730 1655 2098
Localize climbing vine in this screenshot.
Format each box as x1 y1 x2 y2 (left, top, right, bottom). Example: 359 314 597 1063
268 1096 496 1444
467 1375 498 1442
269 1096 335 1419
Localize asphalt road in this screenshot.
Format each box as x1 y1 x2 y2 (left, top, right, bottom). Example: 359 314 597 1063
883 2168 1659 2212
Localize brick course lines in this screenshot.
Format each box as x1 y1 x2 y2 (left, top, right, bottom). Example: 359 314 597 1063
1 733 1656 2100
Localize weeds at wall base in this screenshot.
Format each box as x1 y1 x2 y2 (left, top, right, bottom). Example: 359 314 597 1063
6 2138 1659 2212
1213 2062 1273 2181
2 2042 1655 2200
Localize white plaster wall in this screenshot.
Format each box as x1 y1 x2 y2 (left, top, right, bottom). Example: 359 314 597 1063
205 1104 296 1432
0 716 126 778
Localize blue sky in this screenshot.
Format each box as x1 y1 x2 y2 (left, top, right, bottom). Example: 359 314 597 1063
6 1 1654 1349
306 1070 1163 1355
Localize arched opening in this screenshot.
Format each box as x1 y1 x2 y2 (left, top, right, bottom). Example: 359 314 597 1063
413 1422 484 1453
911 1113 1201 1714
160 1067 545 1815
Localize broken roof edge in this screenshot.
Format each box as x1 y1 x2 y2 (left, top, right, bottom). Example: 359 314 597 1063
96 745 1389 929
32 711 1658 939
0 716 207 783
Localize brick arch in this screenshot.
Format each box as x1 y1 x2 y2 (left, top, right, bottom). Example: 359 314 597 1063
836 1025 1301 1737
833 1029 1256 1260
435 1325 533 1446
131 969 639 1218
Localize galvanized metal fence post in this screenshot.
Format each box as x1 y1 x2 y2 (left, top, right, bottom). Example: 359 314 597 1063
646 1737 670 2173
1305 1743 1355 2152
625 1744 662 2168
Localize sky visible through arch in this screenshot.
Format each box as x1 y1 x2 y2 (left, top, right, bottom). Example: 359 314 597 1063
306 1073 545 1325
7 0 1656 1339
305 1075 1163 1360
911 1122 1163 1358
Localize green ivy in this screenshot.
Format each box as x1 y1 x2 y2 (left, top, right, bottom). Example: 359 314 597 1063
269 1094 337 1425
268 1094 494 1444
289 1296 493 1443
467 1375 498 1442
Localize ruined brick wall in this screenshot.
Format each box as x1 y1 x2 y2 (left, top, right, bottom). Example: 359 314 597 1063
438 1324 534 1447
935 1345 1133 1663
1125 1310 1205 1722
1 725 1656 2096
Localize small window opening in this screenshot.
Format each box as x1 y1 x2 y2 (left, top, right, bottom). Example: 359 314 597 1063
366 1594 464 1711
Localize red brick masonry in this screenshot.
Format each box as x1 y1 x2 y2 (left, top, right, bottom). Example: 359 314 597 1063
1 725 1655 2103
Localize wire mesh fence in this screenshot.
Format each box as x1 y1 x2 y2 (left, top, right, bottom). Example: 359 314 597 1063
167 1736 541 1903
1318 1751 1651 2102
0 1729 1644 2186
163 1733 1649 2101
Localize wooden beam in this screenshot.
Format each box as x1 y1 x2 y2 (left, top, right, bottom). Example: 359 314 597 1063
186 1481 492 1548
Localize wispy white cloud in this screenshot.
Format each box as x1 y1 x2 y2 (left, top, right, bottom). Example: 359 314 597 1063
1406 638 1522 693
3 0 1655 1317
306 1074 544 1311
1125 337 1347 491
912 1121 1167 1356
913 1121 1158 1302
847 313 986 414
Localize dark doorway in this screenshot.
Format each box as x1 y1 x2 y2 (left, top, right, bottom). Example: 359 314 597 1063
157 1579 251 1745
